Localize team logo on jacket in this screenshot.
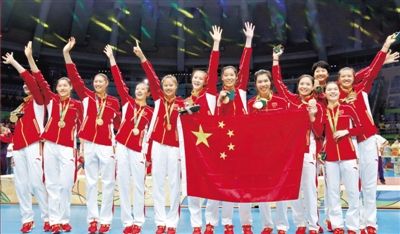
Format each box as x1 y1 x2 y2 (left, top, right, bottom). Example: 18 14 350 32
272 102 277 108
340 110 344 116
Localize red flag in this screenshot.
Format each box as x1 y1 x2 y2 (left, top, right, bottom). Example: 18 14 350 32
180 109 309 202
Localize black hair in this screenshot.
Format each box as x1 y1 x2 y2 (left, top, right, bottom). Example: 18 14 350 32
311 60 330 75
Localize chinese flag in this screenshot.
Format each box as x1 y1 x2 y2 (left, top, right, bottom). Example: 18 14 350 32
180 109 309 202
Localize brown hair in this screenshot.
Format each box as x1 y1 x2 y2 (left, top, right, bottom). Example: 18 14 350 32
191 69 207 78
325 81 339 89
254 69 272 82
161 74 178 86
57 77 71 86
221 66 237 76
337 67 355 79
136 81 150 92
297 74 314 86
94 73 109 82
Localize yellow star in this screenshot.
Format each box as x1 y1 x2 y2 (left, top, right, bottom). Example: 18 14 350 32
227 130 234 138
220 152 227 160
227 143 235 151
218 121 225 129
191 125 212 147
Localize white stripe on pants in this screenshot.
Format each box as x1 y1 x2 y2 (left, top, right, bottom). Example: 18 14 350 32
83 141 115 224
151 141 181 228
116 143 146 227
291 152 319 231
205 199 219 226
326 160 360 231
275 201 289 231
13 142 49 223
43 141 75 225
323 166 331 222
188 196 203 227
358 136 378 229
221 202 252 225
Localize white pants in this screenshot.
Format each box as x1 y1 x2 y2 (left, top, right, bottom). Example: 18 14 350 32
13 142 49 223
358 136 378 229
291 152 319 231
152 141 181 228
221 202 252 225
116 143 146 227
259 203 273 229
188 196 203 228
83 141 115 224
43 141 75 225
205 199 219 226
275 201 289 231
323 166 331 222
326 160 360 231
257 202 291 231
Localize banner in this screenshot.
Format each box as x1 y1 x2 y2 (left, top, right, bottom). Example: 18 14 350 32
180 109 309 202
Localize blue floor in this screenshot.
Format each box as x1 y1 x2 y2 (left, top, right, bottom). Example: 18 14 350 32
1 205 399 233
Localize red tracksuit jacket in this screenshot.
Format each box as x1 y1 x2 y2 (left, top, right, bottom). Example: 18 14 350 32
217 47 252 116
140 61 185 147
338 51 386 142
33 71 83 148
66 63 121 146
313 104 362 161
111 65 153 152
12 71 45 150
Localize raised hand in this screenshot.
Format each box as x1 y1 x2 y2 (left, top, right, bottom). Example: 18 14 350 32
2 52 15 64
133 40 146 62
210 25 222 42
63 37 76 54
382 32 398 52
384 49 400 65
24 41 33 58
243 22 255 39
103 44 114 59
273 44 284 59
2 52 25 73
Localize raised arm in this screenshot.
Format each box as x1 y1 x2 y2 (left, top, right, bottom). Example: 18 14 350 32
355 33 397 93
271 47 298 102
63 37 92 100
24 41 55 104
206 25 222 95
2 52 44 105
237 22 254 90
133 41 163 101
104 44 132 105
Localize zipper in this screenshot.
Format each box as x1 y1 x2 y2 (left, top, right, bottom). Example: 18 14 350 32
124 130 132 146
161 128 166 144
33 119 40 133
56 123 61 143
20 119 28 146
336 144 341 160
44 117 53 132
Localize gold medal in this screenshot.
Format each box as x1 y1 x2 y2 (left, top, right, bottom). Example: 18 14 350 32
133 128 140 135
58 120 66 128
10 98 29 123
9 114 18 123
95 95 107 127
164 98 175 132
58 98 70 129
96 118 104 126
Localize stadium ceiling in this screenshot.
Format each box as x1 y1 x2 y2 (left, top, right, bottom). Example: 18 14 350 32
1 0 399 74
